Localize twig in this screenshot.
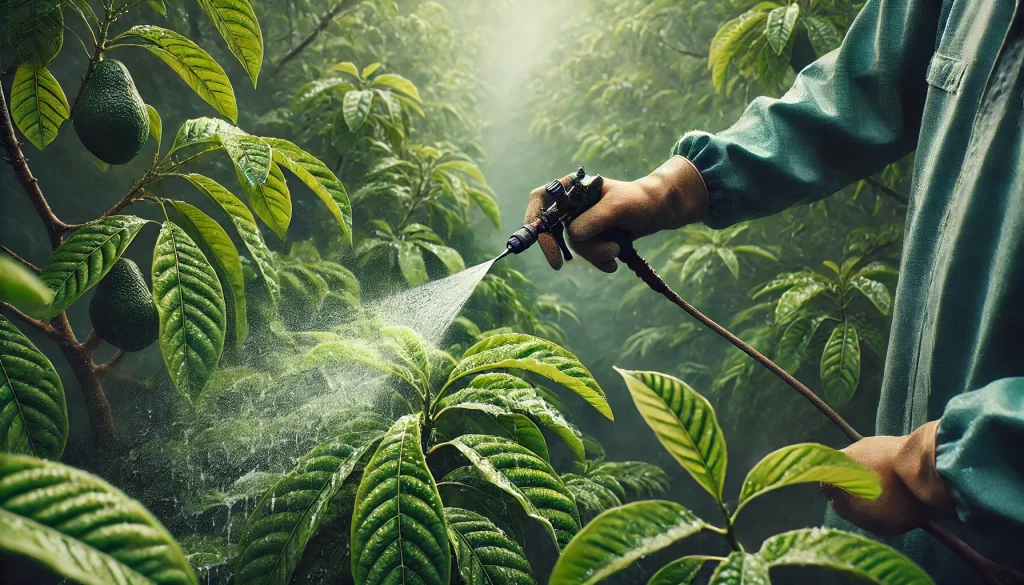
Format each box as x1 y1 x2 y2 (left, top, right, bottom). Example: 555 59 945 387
94 349 126 374
0 245 39 272
657 31 708 59
82 328 104 352
865 176 909 205
270 0 361 78
103 370 149 390
0 302 59 338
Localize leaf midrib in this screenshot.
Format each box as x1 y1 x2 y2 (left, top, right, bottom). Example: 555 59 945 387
46 224 131 307
0 345 39 456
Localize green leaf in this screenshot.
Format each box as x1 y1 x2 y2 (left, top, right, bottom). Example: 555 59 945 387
775 314 826 374
397 241 427 286
500 414 549 462
361 62 381 78
0 454 197 585
415 241 465 274
437 159 486 183
441 434 579 550
732 245 777 263
820 320 860 407
121 25 238 122
38 215 148 316
290 78 353 111
179 174 279 306
446 334 611 420
152 221 226 403
549 501 704 585
169 201 247 345
146 104 162 151
169 116 234 152
3 0 62 65
240 161 291 239
351 415 450 585
563 475 622 523
759 528 934 585
235 440 369 585
766 3 799 55
370 73 421 102
343 90 374 132
614 368 727 504
0 256 52 316
10 63 68 150
735 443 879 518
196 0 263 86
0 316 66 459
446 507 537 585
708 10 767 92
708 552 769 585
853 261 898 280
717 247 740 280
802 15 842 57
225 133 272 186
263 137 351 244
648 556 707 585
850 276 892 315
461 373 584 460
775 281 828 323
467 187 501 228
330 61 360 80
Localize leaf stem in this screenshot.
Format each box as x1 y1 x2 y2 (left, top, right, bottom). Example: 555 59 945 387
0 302 59 338
1 245 39 272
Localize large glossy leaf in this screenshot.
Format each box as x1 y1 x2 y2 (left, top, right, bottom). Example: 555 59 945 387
240 161 291 239
179 174 279 305
351 415 450 585
152 221 226 403
467 187 501 229
849 276 892 315
445 507 537 585
343 90 374 132
820 320 860 407
263 137 351 245
146 104 162 150
648 556 707 585
0 316 66 459
802 15 842 57
196 0 263 86
441 434 579 550
775 314 826 374
370 73 421 102
758 529 934 585
39 215 149 316
774 281 828 323
615 368 727 504
398 241 427 286
10 63 68 150
707 552 769 585
716 247 740 280
3 0 62 65
0 256 52 316
235 440 369 585
446 334 611 420
225 133 272 187
735 443 879 518
445 373 584 460
766 3 799 55
120 25 238 122
415 241 465 274
170 201 247 345
0 454 197 585
549 501 704 585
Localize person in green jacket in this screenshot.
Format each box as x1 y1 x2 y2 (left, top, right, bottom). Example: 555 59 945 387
525 0 1024 582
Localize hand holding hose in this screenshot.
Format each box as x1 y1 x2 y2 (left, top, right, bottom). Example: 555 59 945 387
524 156 709 272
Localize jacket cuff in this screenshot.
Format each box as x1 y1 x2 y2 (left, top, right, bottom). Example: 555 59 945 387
672 131 737 229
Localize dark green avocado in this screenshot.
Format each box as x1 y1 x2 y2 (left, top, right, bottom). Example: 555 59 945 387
73 59 150 165
89 258 159 352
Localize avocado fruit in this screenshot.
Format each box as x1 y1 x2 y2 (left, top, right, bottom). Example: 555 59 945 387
89 258 159 352
73 59 150 165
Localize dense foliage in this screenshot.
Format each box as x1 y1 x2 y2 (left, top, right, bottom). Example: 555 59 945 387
0 0 933 583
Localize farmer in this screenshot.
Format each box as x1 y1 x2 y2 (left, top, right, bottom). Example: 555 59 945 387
526 0 1024 582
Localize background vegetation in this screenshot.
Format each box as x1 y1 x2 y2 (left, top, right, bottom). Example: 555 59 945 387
1 0 916 583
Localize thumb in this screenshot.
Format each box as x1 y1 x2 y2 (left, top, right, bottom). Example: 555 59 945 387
567 194 620 243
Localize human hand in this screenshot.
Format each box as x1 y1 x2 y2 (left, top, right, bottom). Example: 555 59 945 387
524 156 709 272
822 421 956 536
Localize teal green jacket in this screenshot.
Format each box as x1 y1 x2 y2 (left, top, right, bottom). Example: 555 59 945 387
673 0 1024 581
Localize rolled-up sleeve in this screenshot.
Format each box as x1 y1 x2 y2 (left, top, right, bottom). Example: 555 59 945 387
673 0 939 228
935 378 1024 535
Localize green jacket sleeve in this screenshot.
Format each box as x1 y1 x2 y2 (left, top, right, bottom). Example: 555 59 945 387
673 0 940 228
935 379 1024 535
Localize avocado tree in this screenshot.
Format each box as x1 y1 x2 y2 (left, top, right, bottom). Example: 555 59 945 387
0 0 351 452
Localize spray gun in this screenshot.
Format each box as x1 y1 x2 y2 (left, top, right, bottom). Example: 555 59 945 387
499 167 1021 585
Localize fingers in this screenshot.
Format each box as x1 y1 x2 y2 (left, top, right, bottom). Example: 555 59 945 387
526 177 574 271
538 233 563 271
566 194 621 243
569 238 619 273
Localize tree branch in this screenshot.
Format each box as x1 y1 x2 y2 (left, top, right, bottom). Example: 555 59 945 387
1 244 39 272
658 31 708 59
865 176 909 205
270 0 362 78
0 302 58 338
82 328 104 352
94 349 126 375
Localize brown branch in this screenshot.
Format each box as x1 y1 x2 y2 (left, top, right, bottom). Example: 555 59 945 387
104 370 149 391
0 302 59 338
658 31 708 59
94 349 126 375
865 176 910 205
1 244 39 272
270 0 361 78
82 328 104 352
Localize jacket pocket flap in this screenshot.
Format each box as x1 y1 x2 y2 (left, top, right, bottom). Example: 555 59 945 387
926 52 966 93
